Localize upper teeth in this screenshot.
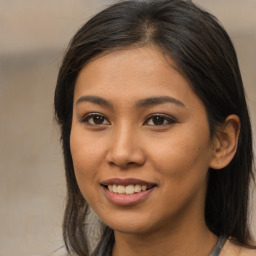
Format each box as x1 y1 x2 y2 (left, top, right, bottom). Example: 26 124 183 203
107 184 150 194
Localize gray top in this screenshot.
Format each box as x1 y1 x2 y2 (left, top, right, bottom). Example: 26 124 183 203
49 235 227 256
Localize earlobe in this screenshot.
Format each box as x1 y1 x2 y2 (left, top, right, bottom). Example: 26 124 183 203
210 115 240 170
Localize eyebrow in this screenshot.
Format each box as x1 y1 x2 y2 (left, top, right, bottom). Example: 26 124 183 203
76 95 113 108
76 95 185 108
136 96 185 108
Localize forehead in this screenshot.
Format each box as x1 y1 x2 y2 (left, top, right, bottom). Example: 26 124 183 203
74 46 193 100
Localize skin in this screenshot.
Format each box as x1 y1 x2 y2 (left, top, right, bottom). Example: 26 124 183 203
70 45 239 256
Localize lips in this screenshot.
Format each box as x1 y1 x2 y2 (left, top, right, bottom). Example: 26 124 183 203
101 178 157 205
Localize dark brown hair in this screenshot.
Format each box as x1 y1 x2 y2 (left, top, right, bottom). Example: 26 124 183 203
54 0 254 255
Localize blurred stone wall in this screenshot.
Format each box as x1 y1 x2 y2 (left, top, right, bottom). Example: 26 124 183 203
0 0 255 255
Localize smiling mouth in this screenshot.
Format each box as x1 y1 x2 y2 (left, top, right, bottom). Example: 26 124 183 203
101 179 157 205
102 184 156 195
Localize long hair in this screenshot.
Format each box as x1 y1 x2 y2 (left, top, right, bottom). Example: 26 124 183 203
54 0 254 255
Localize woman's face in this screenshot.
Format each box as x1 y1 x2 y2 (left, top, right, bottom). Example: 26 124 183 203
70 46 215 235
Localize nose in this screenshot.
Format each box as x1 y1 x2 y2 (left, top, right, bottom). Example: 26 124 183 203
106 126 146 169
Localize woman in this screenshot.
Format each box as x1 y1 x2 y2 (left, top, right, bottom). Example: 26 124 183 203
54 0 255 255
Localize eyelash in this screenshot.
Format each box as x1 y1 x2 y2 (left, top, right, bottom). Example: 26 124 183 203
144 114 177 126
80 113 110 126
80 113 177 126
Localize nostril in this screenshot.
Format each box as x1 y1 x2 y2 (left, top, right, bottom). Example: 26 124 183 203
108 160 141 169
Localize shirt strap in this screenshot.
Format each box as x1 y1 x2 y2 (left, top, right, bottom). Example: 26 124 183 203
209 236 227 256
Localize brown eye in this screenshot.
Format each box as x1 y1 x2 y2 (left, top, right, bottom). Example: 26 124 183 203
151 116 165 125
92 115 105 124
144 114 176 126
81 113 110 125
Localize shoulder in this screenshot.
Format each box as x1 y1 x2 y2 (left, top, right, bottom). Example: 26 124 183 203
220 239 256 256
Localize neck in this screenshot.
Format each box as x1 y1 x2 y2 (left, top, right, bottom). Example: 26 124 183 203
112 218 217 256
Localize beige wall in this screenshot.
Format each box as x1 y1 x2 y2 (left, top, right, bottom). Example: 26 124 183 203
0 1 255 255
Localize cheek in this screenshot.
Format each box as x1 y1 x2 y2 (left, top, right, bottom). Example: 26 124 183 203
70 126 104 170
147 133 212 217
69 127 104 200
148 126 213 183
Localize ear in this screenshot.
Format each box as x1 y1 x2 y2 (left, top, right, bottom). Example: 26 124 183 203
210 114 240 170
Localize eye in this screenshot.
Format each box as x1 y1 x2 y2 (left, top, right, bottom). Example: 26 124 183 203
144 114 176 126
80 113 110 126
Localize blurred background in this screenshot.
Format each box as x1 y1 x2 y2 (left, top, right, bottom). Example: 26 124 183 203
0 0 255 255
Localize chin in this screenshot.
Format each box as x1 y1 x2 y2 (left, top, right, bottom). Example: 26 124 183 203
98 210 161 235
108 221 151 235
